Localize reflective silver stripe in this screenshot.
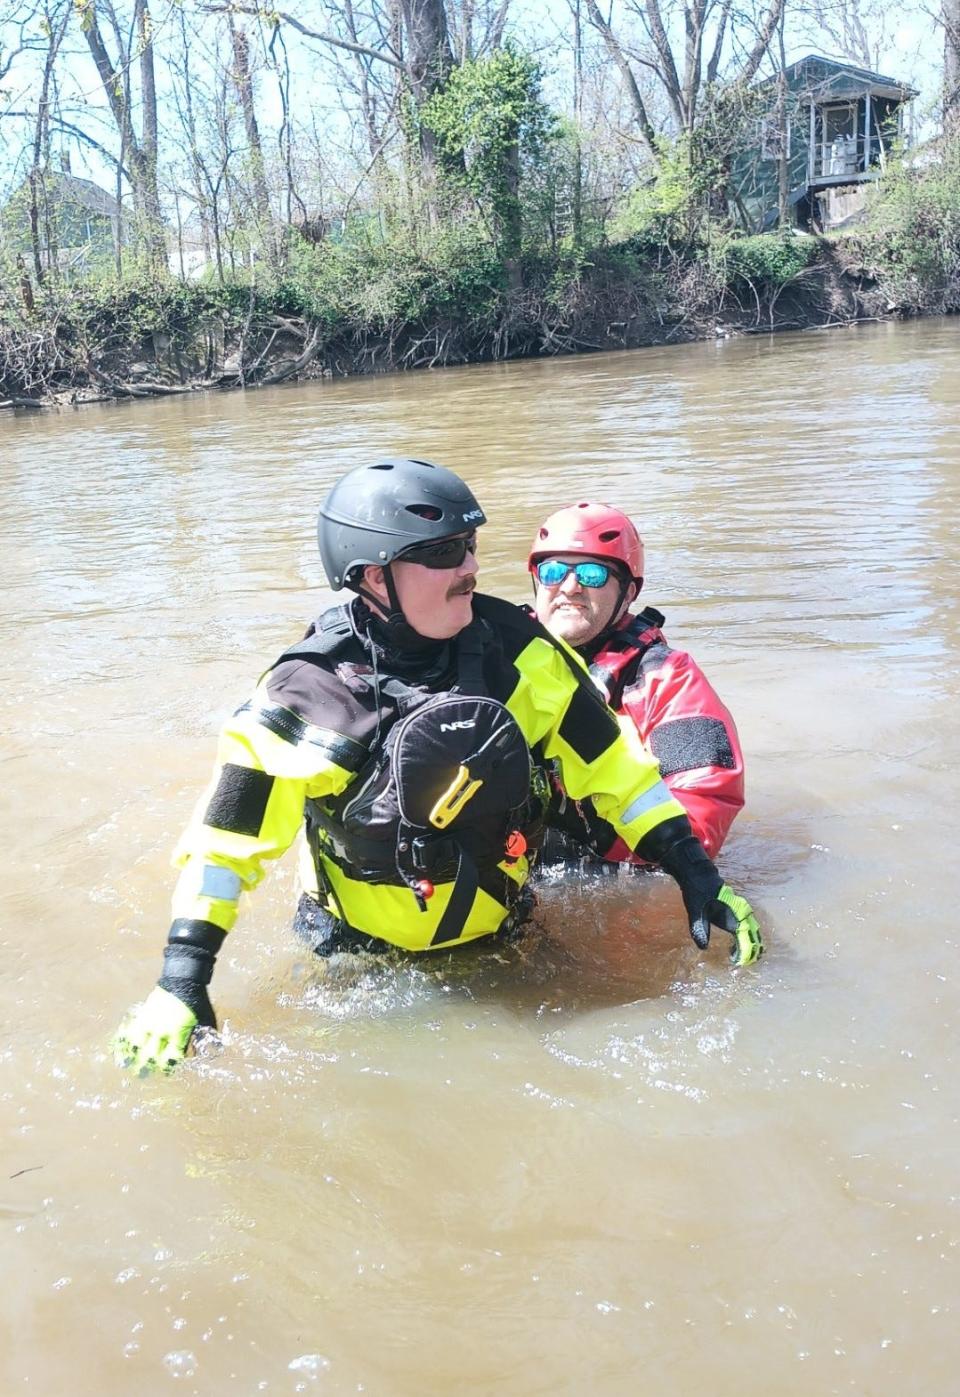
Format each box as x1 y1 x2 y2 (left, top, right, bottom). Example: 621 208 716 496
621 781 674 825
200 864 242 902
235 700 367 772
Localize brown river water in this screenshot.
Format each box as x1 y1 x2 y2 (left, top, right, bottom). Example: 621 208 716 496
2 318 959 1394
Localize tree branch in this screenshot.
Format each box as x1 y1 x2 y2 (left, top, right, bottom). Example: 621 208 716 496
737 0 785 87
584 0 660 160
202 5 403 68
642 0 685 128
706 0 732 85
3 111 134 181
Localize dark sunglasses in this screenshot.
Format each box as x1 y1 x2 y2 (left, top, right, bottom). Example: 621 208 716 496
536 558 613 589
398 532 477 570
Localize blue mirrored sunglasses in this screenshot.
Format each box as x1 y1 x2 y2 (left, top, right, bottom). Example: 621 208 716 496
536 559 613 589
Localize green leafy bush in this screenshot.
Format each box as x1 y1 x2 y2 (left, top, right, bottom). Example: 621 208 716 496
858 144 960 310
717 233 817 288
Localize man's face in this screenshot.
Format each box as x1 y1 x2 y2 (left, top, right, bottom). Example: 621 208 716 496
533 554 634 648
363 532 479 640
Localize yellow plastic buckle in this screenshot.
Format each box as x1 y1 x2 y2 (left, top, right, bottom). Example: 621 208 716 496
429 765 483 829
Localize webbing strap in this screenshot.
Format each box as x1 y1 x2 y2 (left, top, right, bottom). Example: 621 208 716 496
454 620 488 695
430 847 479 946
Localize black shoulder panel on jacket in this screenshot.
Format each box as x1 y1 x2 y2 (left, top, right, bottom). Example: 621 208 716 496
472 593 583 682
636 639 673 680
558 683 621 763
261 603 378 748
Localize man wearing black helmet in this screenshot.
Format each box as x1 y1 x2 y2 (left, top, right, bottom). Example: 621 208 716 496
114 459 762 1075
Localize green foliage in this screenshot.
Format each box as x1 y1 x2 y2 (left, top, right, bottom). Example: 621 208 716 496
611 87 767 249
716 232 817 288
610 141 695 248
858 143 960 309
609 132 736 249
61 277 241 342
273 221 505 331
422 45 558 249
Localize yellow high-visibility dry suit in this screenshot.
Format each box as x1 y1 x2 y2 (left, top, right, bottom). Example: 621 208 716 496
167 594 686 953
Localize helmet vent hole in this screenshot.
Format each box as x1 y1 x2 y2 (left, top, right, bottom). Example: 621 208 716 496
370 462 394 471
410 459 435 469
405 504 443 520
598 529 621 543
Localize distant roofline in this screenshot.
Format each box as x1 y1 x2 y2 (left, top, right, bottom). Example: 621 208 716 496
4 170 121 218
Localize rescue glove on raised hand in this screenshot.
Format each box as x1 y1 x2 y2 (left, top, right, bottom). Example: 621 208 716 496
638 816 763 966
113 931 222 1075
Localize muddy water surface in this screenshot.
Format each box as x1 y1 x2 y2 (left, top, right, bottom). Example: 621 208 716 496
2 318 959 1394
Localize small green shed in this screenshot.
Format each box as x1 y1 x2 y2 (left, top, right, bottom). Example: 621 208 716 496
734 54 918 232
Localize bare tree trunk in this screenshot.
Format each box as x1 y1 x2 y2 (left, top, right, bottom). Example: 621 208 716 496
115 123 125 276
584 0 659 162
229 19 274 261
737 0 786 86
79 0 166 266
16 255 36 314
136 0 165 263
501 139 522 288
682 0 707 129
705 0 731 85
28 169 46 284
29 3 70 282
173 5 213 264
272 29 302 246
776 11 789 227
342 0 382 158
571 0 583 243
946 0 960 131
644 0 685 128
398 0 456 182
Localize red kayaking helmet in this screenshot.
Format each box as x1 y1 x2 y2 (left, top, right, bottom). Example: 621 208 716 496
529 502 644 584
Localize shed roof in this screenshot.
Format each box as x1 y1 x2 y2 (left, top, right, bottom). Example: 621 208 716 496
762 54 918 102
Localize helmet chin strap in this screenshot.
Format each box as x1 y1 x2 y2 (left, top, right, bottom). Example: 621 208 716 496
353 565 431 650
587 573 640 652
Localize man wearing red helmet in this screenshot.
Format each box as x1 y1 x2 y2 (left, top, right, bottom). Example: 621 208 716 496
529 501 744 867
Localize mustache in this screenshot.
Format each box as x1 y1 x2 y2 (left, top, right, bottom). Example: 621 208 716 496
448 578 476 598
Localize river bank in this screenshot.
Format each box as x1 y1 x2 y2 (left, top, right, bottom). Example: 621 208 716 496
1 230 956 410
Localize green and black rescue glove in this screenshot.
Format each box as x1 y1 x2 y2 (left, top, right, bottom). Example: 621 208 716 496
112 925 223 1075
637 816 763 966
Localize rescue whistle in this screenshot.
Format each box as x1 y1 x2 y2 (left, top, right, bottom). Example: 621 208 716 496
416 879 435 900
504 830 527 860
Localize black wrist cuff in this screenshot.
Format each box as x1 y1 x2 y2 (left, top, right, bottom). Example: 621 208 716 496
634 814 696 868
167 918 227 956
660 836 717 881
161 945 216 986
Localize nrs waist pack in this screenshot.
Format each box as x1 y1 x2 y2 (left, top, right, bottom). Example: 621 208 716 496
311 691 543 945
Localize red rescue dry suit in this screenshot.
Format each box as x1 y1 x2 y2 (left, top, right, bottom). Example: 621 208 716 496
542 606 744 865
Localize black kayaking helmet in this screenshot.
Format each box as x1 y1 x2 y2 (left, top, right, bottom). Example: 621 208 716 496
317 457 487 640
318 458 486 589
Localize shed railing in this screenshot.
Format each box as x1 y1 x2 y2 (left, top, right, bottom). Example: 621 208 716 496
810 131 892 181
